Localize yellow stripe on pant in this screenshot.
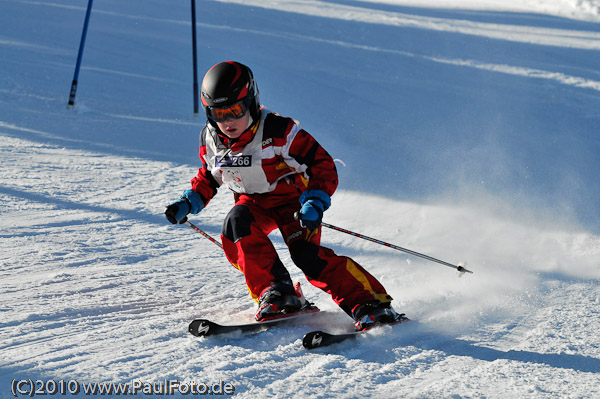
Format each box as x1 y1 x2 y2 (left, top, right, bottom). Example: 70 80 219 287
345 259 392 304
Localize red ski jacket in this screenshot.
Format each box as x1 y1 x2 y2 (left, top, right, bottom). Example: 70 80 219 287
190 108 338 209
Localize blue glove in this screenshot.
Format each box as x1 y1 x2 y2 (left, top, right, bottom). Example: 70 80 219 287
298 189 331 230
165 190 204 224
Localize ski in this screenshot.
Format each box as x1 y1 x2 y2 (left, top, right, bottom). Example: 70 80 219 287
189 305 320 337
302 316 410 349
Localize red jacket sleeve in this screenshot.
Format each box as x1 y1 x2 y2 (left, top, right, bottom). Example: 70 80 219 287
190 126 220 206
288 127 338 197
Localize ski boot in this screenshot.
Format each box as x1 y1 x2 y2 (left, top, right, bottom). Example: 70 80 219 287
255 283 304 321
352 301 408 331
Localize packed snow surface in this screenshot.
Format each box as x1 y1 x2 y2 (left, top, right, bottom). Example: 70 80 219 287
1 0 599 398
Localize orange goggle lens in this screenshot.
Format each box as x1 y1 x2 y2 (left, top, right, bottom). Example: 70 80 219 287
209 101 248 122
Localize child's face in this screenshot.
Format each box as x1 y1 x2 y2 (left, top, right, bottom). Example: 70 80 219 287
216 112 251 139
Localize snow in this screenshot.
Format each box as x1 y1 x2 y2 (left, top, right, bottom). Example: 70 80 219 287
352 0 600 22
1 0 599 398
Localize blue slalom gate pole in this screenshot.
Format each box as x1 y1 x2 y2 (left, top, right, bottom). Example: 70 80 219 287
67 0 94 109
191 0 200 116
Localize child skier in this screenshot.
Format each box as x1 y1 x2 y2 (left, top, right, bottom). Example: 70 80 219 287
165 61 405 330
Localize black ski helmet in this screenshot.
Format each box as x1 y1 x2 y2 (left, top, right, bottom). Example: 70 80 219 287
201 61 260 126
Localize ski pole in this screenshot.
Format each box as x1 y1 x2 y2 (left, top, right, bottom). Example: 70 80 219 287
67 0 94 109
190 0 199 116
186 220 222 249
321 221 472 276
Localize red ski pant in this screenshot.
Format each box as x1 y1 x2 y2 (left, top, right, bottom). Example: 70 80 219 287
220 195 392 316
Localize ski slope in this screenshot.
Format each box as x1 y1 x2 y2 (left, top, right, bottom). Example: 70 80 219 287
1 0 599 398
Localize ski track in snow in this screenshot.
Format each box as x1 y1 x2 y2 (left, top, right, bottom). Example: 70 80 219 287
353 0 600 23
217 0 600 49
1 0 600 397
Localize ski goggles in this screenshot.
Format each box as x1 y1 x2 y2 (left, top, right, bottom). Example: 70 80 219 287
208 100 248 123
